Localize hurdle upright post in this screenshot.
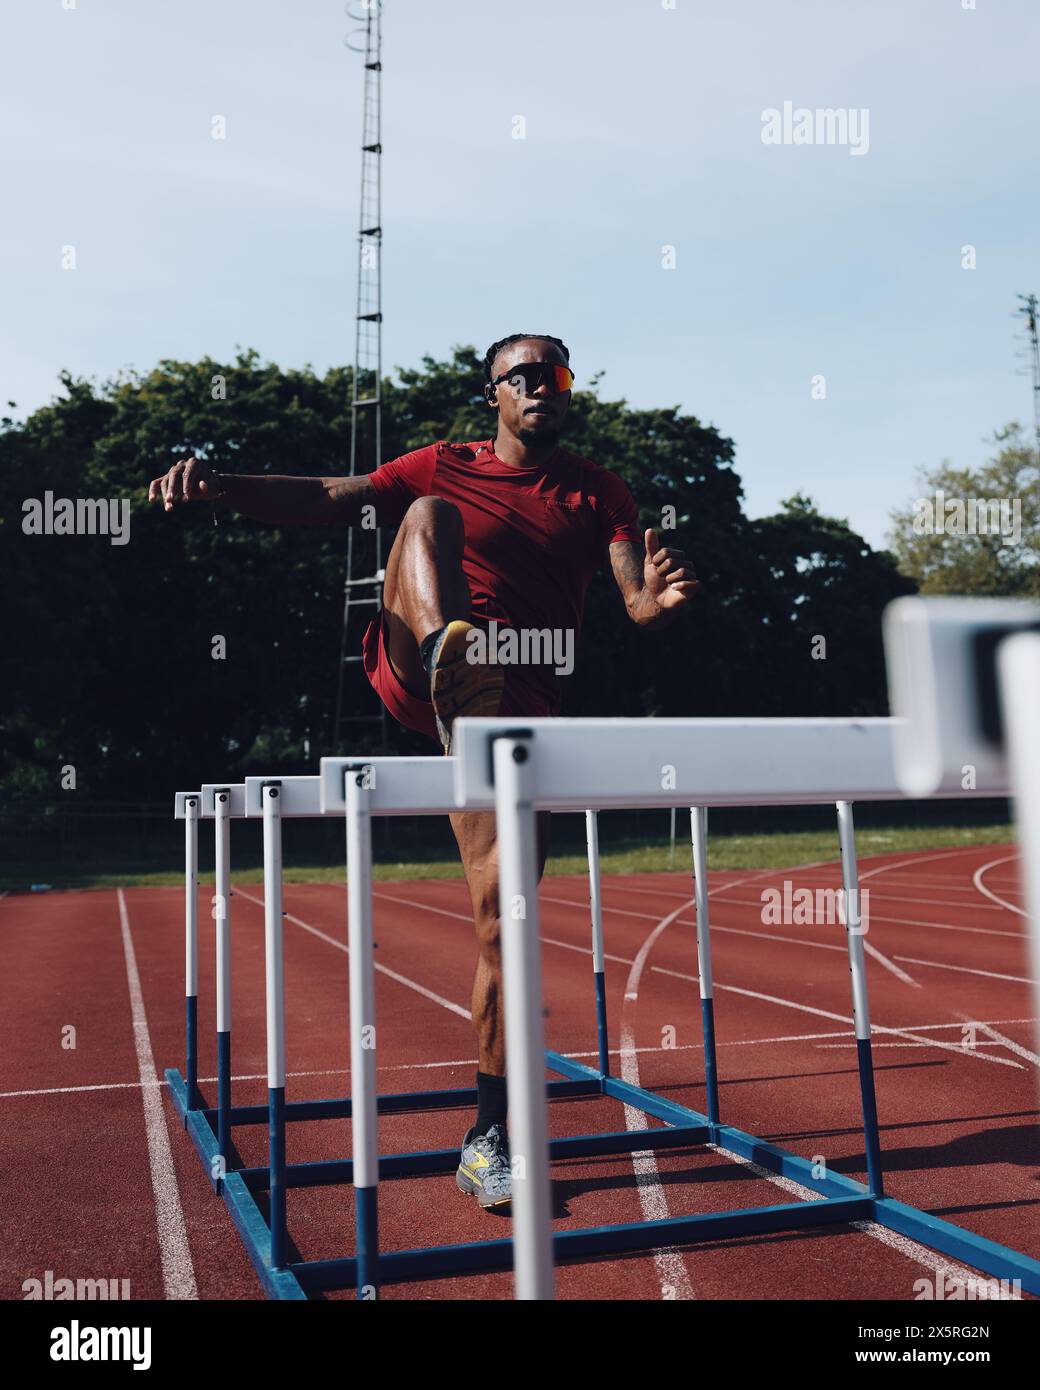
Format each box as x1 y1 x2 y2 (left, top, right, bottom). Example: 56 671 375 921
997 631 1040 1051
493 734 554 1301
261 782 289 1269
214 788 233 1175
184 794 200 1113
584 810 610 1080
835 800 885 1197
689 806 720 1129
345 767 379 1299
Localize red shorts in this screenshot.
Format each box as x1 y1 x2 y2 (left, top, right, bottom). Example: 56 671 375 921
362 616 558 745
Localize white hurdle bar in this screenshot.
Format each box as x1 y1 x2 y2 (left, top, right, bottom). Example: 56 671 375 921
451 714 1014 1301
689 806 719 1125
318 757 603 1297
998 633 1040 1058
199 784 248 1175
173 791 201 1111
491 738 554 1300
243 765 462 1283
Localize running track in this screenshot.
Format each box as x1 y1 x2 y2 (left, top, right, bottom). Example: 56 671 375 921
1 844 1037 1301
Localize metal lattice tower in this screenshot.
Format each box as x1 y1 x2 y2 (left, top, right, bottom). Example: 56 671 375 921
1015 293 1040 453
334 1 387 751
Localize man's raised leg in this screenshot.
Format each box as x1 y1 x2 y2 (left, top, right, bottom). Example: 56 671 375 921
381 496 503 749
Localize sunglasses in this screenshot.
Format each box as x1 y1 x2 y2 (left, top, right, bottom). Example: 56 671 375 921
490 361 575 396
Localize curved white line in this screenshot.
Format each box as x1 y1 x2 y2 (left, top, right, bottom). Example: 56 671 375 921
617 898 697 1301
706 899 1024 939
649 970 1023 1069
973 855 1027 918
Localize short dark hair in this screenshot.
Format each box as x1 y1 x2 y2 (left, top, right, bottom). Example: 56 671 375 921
483 333 570 384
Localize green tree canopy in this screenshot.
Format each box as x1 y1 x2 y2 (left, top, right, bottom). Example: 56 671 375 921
886 424 1040 596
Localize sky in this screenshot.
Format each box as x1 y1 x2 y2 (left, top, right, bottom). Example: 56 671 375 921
2 0 1038 548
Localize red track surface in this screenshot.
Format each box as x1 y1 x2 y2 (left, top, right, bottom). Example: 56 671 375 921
1 844 1037 1301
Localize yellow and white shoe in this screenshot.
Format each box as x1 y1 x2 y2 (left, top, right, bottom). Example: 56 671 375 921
456 1124 512 1210
428 620 504 755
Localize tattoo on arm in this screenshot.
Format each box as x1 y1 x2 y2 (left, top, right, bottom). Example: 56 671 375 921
609 540 671 627
610 541 644 601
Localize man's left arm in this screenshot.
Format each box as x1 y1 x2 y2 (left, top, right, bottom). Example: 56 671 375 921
609 529 701 627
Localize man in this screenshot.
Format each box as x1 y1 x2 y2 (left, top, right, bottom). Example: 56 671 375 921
149 333 699 1210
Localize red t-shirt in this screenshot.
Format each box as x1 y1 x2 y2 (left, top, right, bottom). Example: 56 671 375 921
368 437 641 711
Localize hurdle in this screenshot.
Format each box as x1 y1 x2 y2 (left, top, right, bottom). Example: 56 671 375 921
167 719 1040 1300
884 596 1040 1089
172 792 200 1115
168 784 247 1182
449 716 1040 1300
166 760 684 1297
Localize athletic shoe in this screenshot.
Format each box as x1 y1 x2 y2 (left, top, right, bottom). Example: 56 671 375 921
428 619 504 754
456 1123 512 1210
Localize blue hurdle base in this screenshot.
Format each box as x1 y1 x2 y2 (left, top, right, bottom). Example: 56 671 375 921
164 1050 1040 1299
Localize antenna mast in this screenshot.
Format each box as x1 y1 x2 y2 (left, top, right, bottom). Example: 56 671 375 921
1015 292 1040 453
333 0 387 751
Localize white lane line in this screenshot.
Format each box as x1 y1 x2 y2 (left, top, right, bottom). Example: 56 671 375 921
373 887 1023 1066
709 1144 1020 1297
372 890 476 924
345 881 699 1296
617 899 697 1301
850 912 1022 941
116 889 198 1301
817 1042 1011 1051
2 1080 173 1099
540 933 638 968
709 898 1023 940
863 942 920 988
234 887 471 1021
893 956 1034 986
974 856 1027 918
952 1014 1040 1070
846 893 1008 912
886 1017 1037 1032
701 848 971 904
878 875 1022 894
694 877 1027 1299
9 1019 1035 1102
649 969 1024 1070
542 895 918 988
240 867 1026 1294
618 881 1013 904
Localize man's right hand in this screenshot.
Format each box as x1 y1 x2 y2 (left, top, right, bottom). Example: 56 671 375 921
148 457 226 511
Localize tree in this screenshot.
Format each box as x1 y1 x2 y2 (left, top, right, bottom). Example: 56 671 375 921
752 495 916 715
887 424 1040 596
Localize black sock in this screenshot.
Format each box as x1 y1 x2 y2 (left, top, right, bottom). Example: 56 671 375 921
419 626 447 679
474 1070 508 1137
